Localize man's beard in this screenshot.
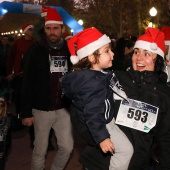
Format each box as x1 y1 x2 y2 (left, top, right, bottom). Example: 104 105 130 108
48 34 61 43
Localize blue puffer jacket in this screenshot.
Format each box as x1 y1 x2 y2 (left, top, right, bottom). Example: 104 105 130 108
61 70 116 144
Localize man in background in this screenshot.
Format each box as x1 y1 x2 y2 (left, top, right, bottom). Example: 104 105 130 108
21 8 73 170
0 35 11 77
7 23 34 119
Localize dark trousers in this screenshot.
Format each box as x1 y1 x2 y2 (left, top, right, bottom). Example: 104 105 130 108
0 157 5 170
11 76 22 117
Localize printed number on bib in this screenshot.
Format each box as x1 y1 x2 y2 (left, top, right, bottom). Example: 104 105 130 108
127 108 148 123
50 56 68 73
115 98 158 132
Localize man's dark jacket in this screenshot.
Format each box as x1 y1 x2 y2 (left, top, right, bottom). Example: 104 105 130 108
21 38 71 119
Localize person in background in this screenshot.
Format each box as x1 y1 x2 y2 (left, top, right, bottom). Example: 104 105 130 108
8 37 15 46
0 97 12 170
21 8 73 170
161 26 170 83
61 27 133 170
6 23 34 119
130 35 137 45
33 5 50 42
63 32 73 42
80 27 170 170
111 38 134 71
0 35 11 77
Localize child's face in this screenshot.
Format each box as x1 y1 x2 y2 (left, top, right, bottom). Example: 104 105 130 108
94 44 114 70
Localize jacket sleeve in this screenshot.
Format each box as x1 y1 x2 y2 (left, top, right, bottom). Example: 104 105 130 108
79 79 110 144
4 116 12 157
20 45 36 119
156 97 170 169
6 41 17 75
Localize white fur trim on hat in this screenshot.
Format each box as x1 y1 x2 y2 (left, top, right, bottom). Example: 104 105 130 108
23 25 34 33
65 35 72 41
77 34 111 60
70 55 80 65
165 40 170 46
134 40 164 58
45 20 63 25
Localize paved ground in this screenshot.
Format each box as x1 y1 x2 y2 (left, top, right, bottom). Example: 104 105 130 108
5 104 86 170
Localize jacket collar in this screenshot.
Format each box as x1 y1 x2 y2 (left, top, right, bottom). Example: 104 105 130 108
127 67 167 85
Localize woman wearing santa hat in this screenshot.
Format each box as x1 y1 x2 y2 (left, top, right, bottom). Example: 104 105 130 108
77 27 170 170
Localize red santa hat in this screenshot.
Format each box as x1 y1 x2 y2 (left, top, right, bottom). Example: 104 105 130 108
68 27 111 65
63 32 73 41
134 27 165 58
45 8 63 26
41 5 50 17
161 26 170 45
22 23 34 34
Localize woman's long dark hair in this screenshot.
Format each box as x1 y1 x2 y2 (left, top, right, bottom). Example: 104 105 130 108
154 54 165 74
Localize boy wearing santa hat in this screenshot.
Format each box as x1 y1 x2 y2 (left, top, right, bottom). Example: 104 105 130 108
61 27 133 170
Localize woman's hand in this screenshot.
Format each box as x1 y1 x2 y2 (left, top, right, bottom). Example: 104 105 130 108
99 138 115 153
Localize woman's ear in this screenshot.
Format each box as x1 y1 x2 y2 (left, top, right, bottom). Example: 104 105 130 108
88 54 95 63
152 53 157 62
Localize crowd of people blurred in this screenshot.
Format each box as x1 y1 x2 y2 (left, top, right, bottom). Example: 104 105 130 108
1 4 170 170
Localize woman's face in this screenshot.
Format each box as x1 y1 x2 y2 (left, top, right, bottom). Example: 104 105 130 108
132 48 157 71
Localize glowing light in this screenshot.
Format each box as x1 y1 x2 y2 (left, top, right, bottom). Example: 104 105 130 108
149 7 157 17
148 22 153 27
78 19 83 25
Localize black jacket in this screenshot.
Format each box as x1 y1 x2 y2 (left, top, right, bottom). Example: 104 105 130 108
61 70 115 144
0 115 12 158
80 68 170 170
21 38 71 119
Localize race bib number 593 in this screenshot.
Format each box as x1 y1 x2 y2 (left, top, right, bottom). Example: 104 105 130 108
115 98 159 132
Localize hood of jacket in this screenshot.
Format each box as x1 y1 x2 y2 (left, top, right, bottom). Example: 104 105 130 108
61 70 107 101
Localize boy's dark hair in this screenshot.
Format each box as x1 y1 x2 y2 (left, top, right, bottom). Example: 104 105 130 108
72 49 100 71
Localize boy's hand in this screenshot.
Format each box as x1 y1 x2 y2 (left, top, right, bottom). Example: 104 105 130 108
99 138 115 153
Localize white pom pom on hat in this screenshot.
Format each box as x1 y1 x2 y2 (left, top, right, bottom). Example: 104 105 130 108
134 27 165 58
41 5 50 17
70 55 80 65
67 27 111 65
150 42 158 50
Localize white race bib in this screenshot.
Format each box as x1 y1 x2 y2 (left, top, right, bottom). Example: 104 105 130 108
50 56 68 73
115 98 158 133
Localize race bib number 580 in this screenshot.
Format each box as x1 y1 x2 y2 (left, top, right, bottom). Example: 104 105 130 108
115 98 159 133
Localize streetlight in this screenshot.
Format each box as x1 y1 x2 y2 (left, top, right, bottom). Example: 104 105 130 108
78 19 83 26
149 7 157 17
149 7 157 28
